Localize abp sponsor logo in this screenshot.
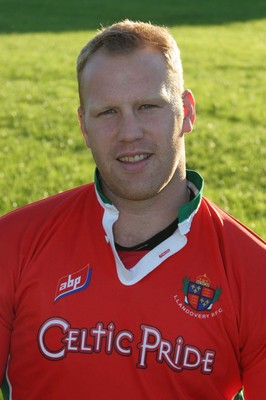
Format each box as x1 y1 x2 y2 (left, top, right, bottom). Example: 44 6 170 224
54 264 92 302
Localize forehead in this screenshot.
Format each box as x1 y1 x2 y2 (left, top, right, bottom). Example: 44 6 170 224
80 47 171 105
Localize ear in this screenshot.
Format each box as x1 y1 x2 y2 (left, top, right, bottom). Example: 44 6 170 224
78 107 90 148
182 89 196 133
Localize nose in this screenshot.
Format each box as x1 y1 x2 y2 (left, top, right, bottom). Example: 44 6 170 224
117 111 143 142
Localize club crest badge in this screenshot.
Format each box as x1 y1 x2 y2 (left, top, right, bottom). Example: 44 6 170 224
182 274 222 311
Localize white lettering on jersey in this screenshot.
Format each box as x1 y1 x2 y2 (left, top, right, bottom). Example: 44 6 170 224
38 318 216 374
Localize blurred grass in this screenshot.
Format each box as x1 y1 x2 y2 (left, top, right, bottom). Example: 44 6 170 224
0 0 265 32
1 18 265 237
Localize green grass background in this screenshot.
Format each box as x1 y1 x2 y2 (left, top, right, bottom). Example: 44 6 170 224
0 0 265 240
1 0 265 398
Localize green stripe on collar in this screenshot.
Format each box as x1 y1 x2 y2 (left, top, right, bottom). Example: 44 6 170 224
178 170 204 224
94 169 112 204
94 168 204 221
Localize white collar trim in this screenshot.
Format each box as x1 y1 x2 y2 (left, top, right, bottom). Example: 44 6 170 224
95 187 190 286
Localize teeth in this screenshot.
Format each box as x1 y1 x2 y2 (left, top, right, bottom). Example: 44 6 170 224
119 154 148 163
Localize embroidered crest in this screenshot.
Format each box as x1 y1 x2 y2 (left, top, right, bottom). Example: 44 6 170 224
182 274 222 311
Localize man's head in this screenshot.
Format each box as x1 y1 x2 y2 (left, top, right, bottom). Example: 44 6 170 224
77 19 184 109
76 20 195 204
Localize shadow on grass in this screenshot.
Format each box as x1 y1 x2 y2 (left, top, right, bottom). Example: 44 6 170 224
0 0 265 34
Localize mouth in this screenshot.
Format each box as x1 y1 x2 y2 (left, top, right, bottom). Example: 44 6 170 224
118 154 151 163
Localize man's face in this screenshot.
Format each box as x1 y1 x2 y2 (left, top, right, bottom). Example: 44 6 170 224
78 46 187 204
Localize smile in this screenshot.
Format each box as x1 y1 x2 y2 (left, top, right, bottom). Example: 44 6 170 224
118 154 150 163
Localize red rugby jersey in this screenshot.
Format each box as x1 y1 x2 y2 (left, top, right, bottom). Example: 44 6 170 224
0 170 265 399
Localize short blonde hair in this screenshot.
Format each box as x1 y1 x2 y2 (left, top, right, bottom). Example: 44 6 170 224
77 20 184 106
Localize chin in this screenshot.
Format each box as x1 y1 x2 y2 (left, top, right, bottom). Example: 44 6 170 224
113 184 163 202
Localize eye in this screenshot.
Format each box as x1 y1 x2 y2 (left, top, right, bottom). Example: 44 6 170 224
140 104 157 110
98 109 116 117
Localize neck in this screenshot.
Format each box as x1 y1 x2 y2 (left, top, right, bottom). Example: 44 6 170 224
111 177 189 248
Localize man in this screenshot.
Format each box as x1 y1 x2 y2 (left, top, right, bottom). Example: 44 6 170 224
0 20 265 400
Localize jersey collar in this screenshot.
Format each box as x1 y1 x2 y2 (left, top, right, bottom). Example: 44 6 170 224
94 169 203 285
94 168 203 235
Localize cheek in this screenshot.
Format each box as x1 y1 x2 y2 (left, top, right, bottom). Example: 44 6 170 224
87 118 118 142
162 117 182 143
89 144 105 169
83 133 91 148
86 132 112 165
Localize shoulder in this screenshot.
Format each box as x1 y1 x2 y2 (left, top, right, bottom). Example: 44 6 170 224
200 196 265 249
0 183 95 237
196 196 265 281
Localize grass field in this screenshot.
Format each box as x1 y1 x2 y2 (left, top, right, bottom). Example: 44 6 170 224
0 2 265 395
0 0 265 238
